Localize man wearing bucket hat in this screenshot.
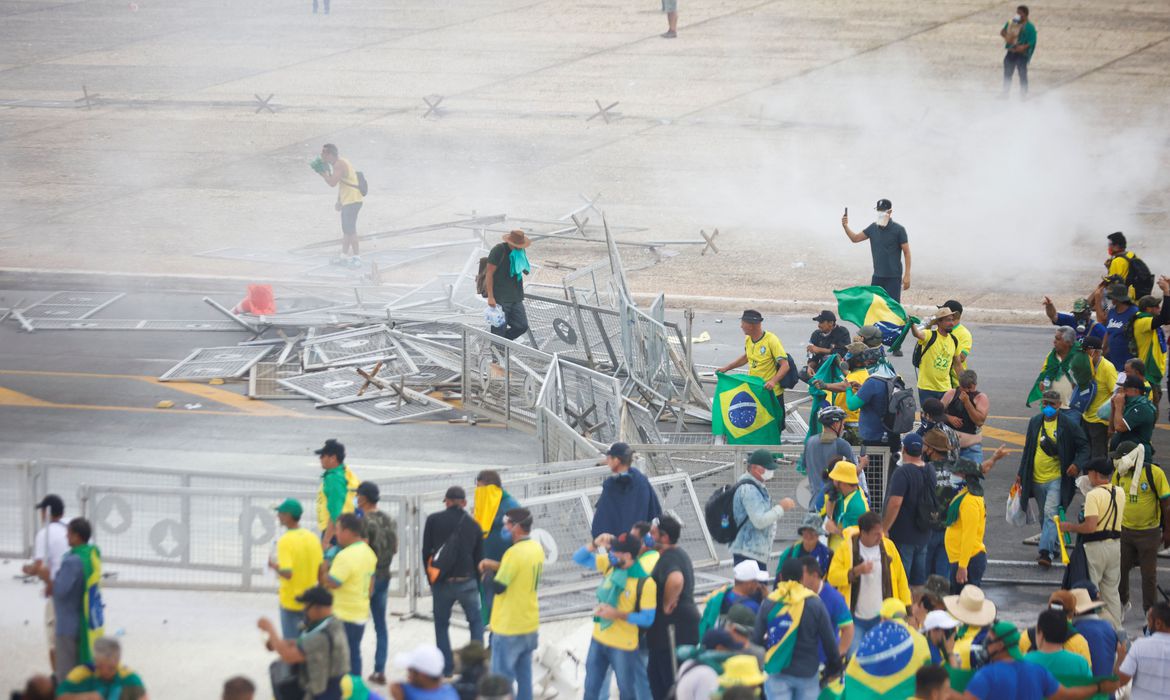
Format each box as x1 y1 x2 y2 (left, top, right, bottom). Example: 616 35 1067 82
943 585 995 671
825 461 869 543
1068 584 1119 677
270 498 325 640
1093 283 1138 372
717 655 767 693
729 449 796 573
944 459 988 594
775 520 832 581
484 229 532 341
1110 441 1170 616
1017 590 1093 665
716 309 793 431
908 307 963 405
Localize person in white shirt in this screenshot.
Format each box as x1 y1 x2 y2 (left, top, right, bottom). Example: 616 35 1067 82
674 628 744 700
23 494 69 671
1117 602 1170 700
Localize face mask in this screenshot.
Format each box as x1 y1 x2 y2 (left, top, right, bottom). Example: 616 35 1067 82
876 212 891 226
608 552 621 568
642 533 655 549
758 468 775 481
500 527 513 543
1012 14 1021 22
1041 405 1058 419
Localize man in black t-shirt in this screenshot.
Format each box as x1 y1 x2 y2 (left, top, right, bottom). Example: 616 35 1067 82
840 198 912 302
647 515 699 700
807 309 851 372
485 229 532 341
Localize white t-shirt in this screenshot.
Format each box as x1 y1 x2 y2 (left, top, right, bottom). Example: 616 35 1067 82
855 542 884 620
674 660 720 700
34 520 69 579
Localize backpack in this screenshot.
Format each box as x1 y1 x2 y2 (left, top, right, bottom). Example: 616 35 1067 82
911 331 938 369
475 257 490 298
365 511 397 572
1122 252 1154 298
909 465 940 532
355 171 368 196
879 376 917 434
1124 312 1146 357
779 354 799 390
704 480 768 544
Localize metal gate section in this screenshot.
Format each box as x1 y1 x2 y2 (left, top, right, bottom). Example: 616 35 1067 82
159 345 273 381
337 389 451 425
460 326 553 428
20 291 124 320
302 325 417 372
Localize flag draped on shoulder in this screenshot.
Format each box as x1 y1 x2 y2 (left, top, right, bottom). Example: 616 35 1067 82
1026 345 1093 408
834 286 919 352
72 543 105 664
711 372 782 444
762 581 815 674
844 618 931 699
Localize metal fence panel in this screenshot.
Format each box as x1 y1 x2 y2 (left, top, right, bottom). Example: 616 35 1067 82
0 460 32 557
460 326 553 429
159 346 273 381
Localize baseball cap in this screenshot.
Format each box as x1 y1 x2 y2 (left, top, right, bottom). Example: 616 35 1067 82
702 627 744 651
1071 298 1090 313
875 198 892 211
724 604 756 634
1123 374 1147 391
733 560 761 582
444 486 466 501
939 300 963 315
901 433 924 457
35 494 64 517
740 309 764 324
747 449 778 470
858 325 883 347
1080 336 1102 350
922 610 959 632
988 620 1024 660
275 498 303 520
611 533 643 557
606 442 633 460
356 481 380 503
296 586 333 607
314 438 345 458
393 644 445 678
1106 284 1131 303
1110 440 1140 460
1041 389 1062 404
812 310 836 323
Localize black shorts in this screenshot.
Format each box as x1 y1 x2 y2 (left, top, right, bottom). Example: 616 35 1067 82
340 202 362 235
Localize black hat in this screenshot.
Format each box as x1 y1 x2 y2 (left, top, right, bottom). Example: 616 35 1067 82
1106 284 1131 303
812 310 836 323
1123 374 1147 391
356 481 380 503
444 486 466 501
1080 336 1102 350
1110 440 1140 460
606 442 633 460
875 198 893 211
36 494 64 517
939 300 963 315
1083 457 1115 477
740 309 764 324
314 438 345 459
1107 231 1127 248
611 533 643 557
296 586 333 607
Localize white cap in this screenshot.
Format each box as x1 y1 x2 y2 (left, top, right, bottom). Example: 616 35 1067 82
756 568 771 583
393 644 445 678
922 610 959 632
733 560 762 582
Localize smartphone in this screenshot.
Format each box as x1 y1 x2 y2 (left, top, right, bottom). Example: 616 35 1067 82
844 207 848 216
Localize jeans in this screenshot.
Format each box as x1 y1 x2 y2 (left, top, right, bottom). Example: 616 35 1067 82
1003 52 1030 94
343 621 366 676
1031 478 1061 557
490 301 530 341
926 529 950 578
279 607 304 640
764 672 821 700
1120 527 1163 612
949 551 987 594
433 578 486 675
370 577 390 673
958 443 983 464
584 639 646 699
491 631 538 700
851 616 879 655
895 541 929 586
918 389 946 406
870 275 902 303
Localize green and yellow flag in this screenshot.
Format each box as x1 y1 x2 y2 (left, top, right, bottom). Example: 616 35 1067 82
762 581 814 674
711 372 783 444
833 286 919 352
844 618 931 699
72 543 104 664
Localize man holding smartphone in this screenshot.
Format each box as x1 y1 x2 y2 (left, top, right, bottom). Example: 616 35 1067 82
840 199 912 303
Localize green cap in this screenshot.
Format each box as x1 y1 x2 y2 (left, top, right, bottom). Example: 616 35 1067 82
989 620 1023 660
747 449 778 470
1071 298 1090 313
275 498 303 520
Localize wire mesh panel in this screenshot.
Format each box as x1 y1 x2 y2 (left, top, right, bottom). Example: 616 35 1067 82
391 330 464 373
537 407 605 463
460 327 553 429
248 361 305 399
302 325 418 372
159 346 273 381
619 291 675 399
521 295 600 366
563 259 619 310
279 365 384 401
555 360 624 444
337 389 452 425
21 291 124 319
0 460 31 558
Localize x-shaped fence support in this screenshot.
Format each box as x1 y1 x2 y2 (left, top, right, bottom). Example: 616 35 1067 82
587 99 620 124
76 85 101 110
254 93 276 114
700 228 720 255
422 95 444 118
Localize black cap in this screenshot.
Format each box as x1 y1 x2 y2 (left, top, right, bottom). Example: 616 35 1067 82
296 586 333 606
1080 336 1102 350
1123 374 1147 391
812 310 836 323
314 438 345 458
1107 231 1127 248
939 300 963 315
444 486 466 501
740 309 763 324
1110 440 1140 460
356 481 380 503
875 198 892 211
611 533 643 556
36 494 64 517
606 442 633 460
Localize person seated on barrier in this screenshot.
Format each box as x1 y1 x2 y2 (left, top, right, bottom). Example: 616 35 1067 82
57 636 149 700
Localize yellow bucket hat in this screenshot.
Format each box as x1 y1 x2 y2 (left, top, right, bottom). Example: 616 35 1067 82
718 655 767 687
828 460 860 485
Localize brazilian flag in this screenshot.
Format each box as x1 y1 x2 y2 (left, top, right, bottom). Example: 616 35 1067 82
711 372 782 444
844 619 931 698
834 285 920 352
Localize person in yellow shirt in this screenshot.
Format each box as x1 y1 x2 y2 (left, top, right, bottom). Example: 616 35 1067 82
323 513 377 677
1110 441 1170 615
573 533 657 699
1131 296 1166 406
1017 590 1094 666
827 342 871 434
318 143 365 266
716 309 791 431
482 508 544 700
909 308 963 405
944 460 987 594
1060 459 1125 629
270 498 324 640
1079 337 1117 459
939 301 972 385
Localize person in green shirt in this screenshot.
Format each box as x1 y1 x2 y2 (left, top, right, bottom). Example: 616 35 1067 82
56 636 148 700
1001 5 1037 97
1111 374 1157 457
1023 609 1092 681
825 461 869 543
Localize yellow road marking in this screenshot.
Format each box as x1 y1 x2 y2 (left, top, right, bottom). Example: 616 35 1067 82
0 385 55 407
976 425 1026 446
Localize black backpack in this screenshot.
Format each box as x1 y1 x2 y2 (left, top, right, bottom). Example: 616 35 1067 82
1123 253 1154 298
879 376 917 434
911 331 938 369
779 354 799 390
911 465 940 532
355 171 369 196
704 480 768 544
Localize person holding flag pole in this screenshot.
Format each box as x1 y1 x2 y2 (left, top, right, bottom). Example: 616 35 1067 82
715 309 791 435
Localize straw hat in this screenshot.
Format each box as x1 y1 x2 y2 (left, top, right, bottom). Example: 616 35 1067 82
1070 588 1106 615
943 585 996 627
828 460 860 485
717 655 766 688
502 229 531 249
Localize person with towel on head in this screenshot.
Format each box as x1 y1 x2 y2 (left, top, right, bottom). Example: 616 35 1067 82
484 229 532 341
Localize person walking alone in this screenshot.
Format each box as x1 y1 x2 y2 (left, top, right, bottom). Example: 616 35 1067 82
485 230 533 341
1000 5 1037 98
317 144 364 266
